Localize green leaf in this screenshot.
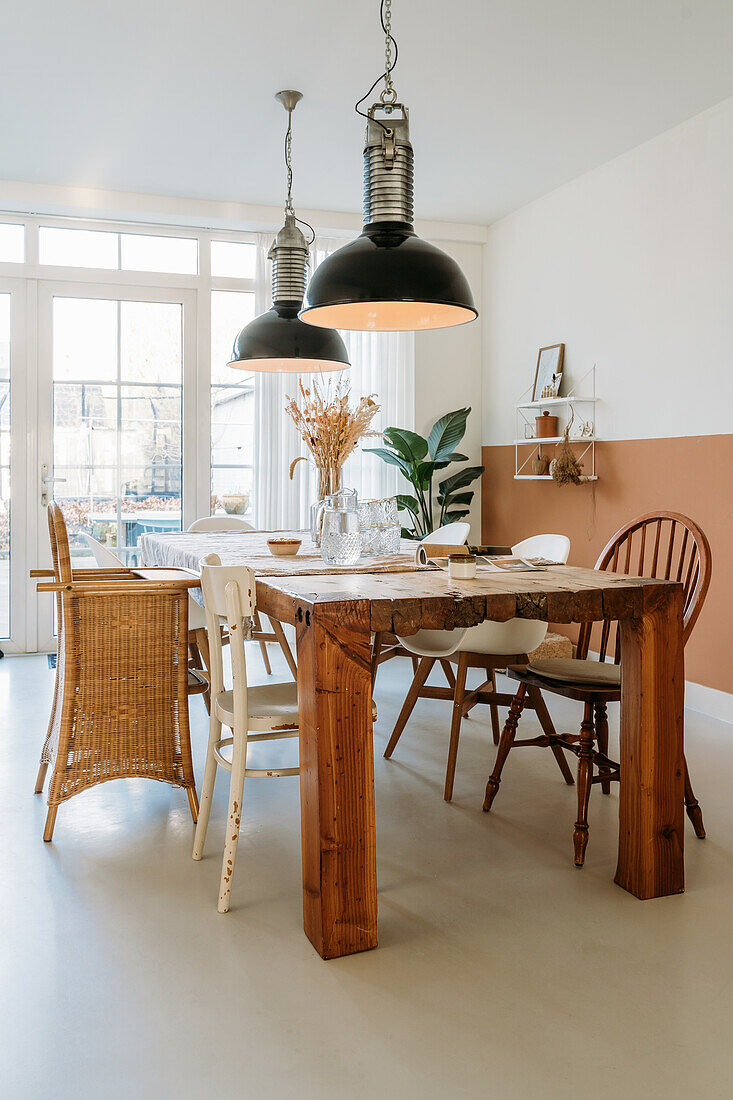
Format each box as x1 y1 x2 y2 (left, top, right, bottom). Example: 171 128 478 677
401 526 420 540
414 460 437 490
443 507 471 521
382 427 428 465
364 447 412 478
396 494 420 516
427 408 470 460
445 491 474 506
438 465 485 498
435 452 469 464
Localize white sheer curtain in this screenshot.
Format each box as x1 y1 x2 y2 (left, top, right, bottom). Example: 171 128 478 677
253 234 414 529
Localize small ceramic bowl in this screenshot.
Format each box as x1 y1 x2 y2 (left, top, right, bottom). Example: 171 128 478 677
267 537 302 558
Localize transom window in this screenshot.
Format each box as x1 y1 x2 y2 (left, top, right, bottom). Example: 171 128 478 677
39 226 199 274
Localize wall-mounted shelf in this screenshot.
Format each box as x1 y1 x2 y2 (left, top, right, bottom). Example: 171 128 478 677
514 474 598 482
513 436 592 445
515 395 594 410
514 366 598 482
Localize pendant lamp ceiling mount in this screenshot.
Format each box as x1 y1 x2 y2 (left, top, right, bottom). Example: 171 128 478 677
301 0 477 333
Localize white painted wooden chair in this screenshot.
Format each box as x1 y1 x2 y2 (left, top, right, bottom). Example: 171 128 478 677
186 516 297 679
384 533 572 800
192 554 299 913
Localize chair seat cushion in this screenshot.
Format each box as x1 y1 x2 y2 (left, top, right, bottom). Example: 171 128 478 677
215 683 377 728
528 658 621 687
528 631 573 662
215 681 299 729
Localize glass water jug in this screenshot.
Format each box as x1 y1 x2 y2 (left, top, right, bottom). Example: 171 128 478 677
319 487 361 566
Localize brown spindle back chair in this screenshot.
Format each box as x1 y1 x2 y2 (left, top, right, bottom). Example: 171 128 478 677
575 511 711 666
484 511 712 866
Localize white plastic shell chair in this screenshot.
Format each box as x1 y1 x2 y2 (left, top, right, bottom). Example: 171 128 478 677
422 521 471 547
371 521 472 689
192 554 299 913
512 533 570 565
385 533 573 801
188 516 255 533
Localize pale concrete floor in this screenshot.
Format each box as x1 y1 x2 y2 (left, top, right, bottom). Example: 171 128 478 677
1 648 732 1100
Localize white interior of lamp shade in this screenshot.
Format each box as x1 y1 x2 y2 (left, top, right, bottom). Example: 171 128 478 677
300 301 477 332
227 356 349 373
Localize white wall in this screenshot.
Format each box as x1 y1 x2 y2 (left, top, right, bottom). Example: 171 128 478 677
415 240 484 539
482 95 733 445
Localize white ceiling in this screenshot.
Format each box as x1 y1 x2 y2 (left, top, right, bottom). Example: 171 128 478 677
3 1 733 226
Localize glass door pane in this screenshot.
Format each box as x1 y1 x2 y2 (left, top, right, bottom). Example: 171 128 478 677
210 290 255 520
50 294 184 570
0 294 10 640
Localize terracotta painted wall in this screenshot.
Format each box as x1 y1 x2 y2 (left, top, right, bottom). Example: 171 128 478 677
481 436 733 693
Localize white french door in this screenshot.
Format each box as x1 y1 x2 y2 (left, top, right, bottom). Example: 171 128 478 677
0 278 27 654
34 281 197 652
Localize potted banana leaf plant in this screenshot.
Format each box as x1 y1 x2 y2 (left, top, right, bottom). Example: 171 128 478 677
365 407 484 539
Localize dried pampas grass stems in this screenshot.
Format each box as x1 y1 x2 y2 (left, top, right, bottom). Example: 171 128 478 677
552 410 584 486
285 378 380 476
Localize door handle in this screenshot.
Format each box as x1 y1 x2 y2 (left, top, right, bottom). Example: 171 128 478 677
40 464 66 507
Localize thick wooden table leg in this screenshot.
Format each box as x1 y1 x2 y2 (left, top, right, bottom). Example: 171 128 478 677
296 598 378 959
615 586 685 900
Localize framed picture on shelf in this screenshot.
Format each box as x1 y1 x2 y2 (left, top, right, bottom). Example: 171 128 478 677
532 344 564 401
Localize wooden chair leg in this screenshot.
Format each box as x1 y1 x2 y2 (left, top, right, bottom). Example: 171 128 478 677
193 627 212 714
218 730 248 914
440 659 456 689
527 685 575 785
186 786 199 823
483 682 527 811
683 756 705 838
253 611 272 675
573 704 596 867
35 760 49 795
593 702 612 794
383 657 435 759
192 713 223 860
271 618 297 679
411 655 419 674
489 670 501 745
43 804 58 843
371 632 383 689
444 652 469 801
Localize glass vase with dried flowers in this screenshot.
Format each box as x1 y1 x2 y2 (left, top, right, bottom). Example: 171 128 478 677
285 378 381 542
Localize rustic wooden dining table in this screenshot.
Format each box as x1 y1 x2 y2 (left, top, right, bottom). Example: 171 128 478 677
141 531 686 960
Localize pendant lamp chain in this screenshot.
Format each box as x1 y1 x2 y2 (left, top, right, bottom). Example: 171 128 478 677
284 105 295 216
382 0 397 104
355 0 400 127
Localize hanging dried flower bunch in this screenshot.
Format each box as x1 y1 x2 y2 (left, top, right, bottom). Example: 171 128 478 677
285 377 381 478
551 410 584 486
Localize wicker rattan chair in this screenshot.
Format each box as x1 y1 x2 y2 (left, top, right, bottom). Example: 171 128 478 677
33 504 202 841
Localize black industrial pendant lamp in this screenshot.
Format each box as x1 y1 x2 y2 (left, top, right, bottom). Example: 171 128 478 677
229 90 349 373
300 0 477 333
